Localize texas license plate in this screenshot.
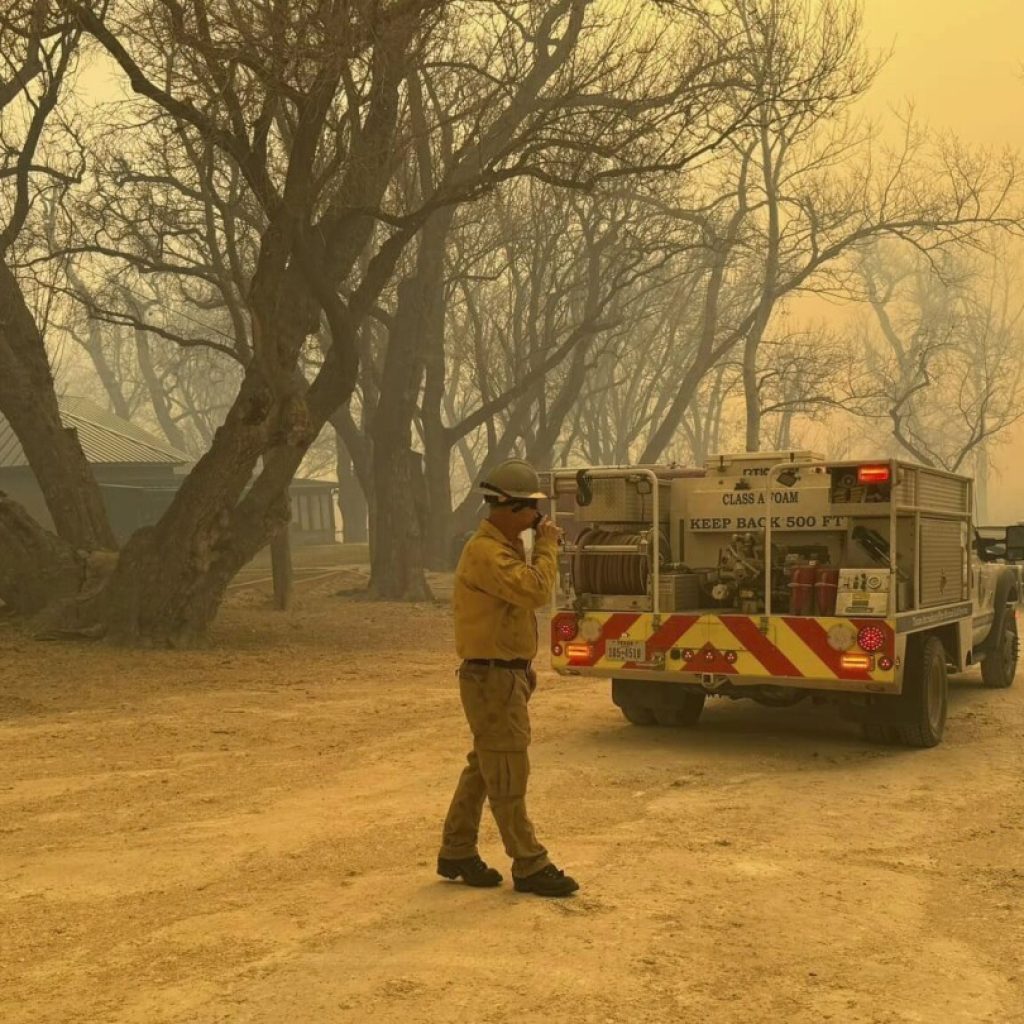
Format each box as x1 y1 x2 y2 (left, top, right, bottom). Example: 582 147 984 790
607 640 645 662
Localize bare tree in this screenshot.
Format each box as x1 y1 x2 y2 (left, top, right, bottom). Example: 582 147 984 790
8 0 1020 639
853 240 1024 474
330 0 747 595
636 2 1023 462
729 0 878 450
427 178 695 562
0 2 117 584
743 324 859 449
0 0 746 630
4 0 445 638
59 266 242 456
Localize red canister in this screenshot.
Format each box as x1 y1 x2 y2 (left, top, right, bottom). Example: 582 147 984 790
789 565 816 615
814 567 839 616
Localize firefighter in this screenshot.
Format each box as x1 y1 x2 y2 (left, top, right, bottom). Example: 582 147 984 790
437 458 579 898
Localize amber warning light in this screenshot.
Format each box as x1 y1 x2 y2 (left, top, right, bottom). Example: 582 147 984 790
857 464 890 485
841 653 873 671
565 643 594 662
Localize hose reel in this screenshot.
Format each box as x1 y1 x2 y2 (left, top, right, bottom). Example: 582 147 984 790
572 527 669 596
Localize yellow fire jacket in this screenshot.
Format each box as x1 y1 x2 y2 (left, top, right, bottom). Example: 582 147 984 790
453 519 558 661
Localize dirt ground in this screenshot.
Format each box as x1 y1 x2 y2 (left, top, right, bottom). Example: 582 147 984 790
2 573 1023 1024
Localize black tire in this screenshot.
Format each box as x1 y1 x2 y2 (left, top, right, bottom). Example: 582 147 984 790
896 634 948 748
620 702 657 726
652 693 706 728
981 610 1018 689
861 722 900 744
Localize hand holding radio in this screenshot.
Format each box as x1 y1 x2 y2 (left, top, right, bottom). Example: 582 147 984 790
536 515 562 544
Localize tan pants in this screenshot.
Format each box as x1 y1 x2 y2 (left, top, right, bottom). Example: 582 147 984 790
439 663 550 878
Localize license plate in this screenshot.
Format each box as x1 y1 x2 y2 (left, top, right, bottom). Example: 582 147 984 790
607 640 645 662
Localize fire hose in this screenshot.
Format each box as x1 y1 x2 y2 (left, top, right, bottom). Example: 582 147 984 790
572 527 668 596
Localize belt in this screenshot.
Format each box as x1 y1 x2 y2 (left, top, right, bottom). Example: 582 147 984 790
464 658 531 670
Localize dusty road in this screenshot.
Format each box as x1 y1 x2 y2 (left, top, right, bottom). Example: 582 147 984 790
2 579 1023 1024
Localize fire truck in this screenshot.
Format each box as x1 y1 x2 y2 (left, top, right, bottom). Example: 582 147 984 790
546 452 1022 747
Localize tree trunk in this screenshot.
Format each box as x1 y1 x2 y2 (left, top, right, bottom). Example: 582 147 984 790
65 265 132 421
271 527 292 610
0 259 117 551
743 331 762 452
369 210 452 597
0 31 398 642
414 208 457 572
6 260 349 644
422 434 454 569
776 407 794 451
0 495 84 614
87 434 302 646
74 243 337 644
335 433 369 543
368 444 431 601
743 118 781 455
639 241 734 464
975 445 990 523
84 322 132 421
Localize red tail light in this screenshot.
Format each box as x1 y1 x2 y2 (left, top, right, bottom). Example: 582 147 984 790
857 625 886 652
552 614 578 642
857 464 890 484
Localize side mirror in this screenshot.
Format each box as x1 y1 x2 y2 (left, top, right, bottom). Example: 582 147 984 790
1006 524 1024 562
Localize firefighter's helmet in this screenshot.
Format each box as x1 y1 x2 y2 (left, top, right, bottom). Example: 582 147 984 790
479 458 547 502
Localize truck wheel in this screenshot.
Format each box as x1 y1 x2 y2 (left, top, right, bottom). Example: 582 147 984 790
896 634 948 748
620 703 657 726
652 693 706 728
981 611 1018 689
861 722 900 744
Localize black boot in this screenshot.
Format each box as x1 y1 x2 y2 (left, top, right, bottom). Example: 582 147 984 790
513 864 579 898
437 855 503 888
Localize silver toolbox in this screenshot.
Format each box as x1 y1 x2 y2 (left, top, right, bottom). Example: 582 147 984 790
919 517 968 606
916 470 970 514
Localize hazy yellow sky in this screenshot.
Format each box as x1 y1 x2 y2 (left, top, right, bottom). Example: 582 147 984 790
79 2 1023 143
860 1 1024 521
865 0 1024 146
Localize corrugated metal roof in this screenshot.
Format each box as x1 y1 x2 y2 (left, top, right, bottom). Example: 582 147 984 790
0 418 25 469
0 396 191 468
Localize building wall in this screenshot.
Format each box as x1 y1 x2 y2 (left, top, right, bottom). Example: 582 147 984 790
0 469 54 530
0 465 182 543
289 488 340 546
1 466 341 547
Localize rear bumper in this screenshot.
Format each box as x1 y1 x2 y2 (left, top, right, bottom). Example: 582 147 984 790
550 611 898 693
557 665 897 695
